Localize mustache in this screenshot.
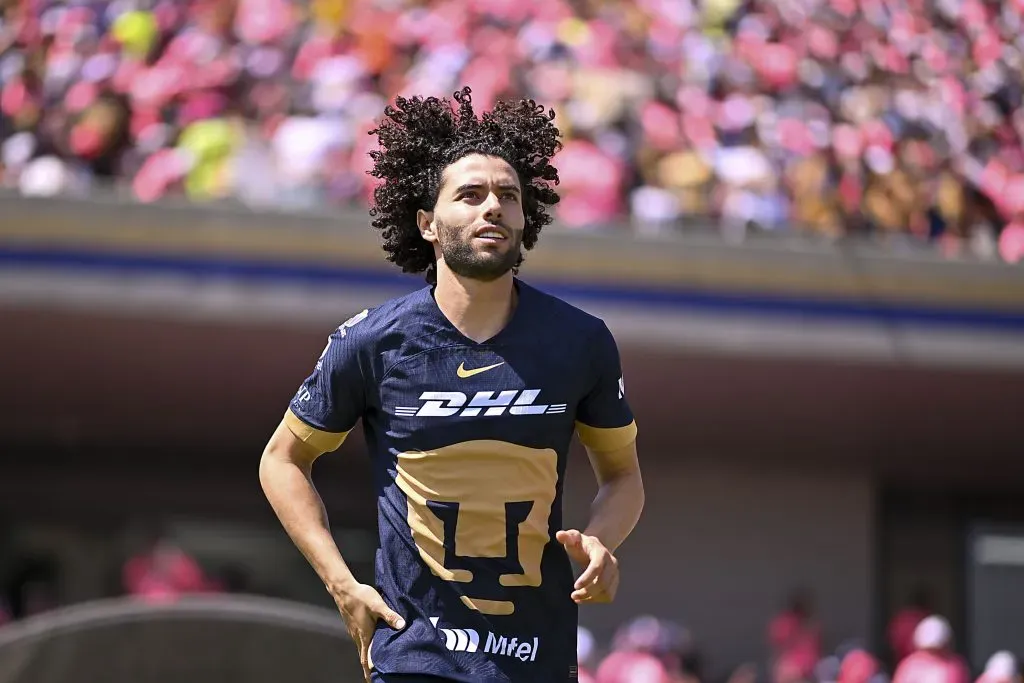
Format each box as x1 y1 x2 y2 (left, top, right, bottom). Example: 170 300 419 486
439 221 514 235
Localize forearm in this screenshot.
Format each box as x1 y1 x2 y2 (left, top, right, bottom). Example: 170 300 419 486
583 468 644 553
259 455 357 595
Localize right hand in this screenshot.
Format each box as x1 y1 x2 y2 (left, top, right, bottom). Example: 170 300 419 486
332 582 406 683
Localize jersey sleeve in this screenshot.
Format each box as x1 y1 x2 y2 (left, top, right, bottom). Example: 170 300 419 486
285 310 370 453
575 322 638 452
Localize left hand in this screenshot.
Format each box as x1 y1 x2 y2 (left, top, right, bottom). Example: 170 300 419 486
556 529 620 604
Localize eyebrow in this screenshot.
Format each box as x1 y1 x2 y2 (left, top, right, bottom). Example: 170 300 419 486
454 183 521 196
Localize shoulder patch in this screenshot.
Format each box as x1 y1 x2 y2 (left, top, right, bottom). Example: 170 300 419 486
316 308 370 370
338 308 370 338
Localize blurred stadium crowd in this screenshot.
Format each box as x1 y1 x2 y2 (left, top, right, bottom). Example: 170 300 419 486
1 534 1019 683
3 0 1024 261
575 609 1020 683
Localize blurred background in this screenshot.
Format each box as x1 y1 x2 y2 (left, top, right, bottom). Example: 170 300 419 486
1 0 1024 681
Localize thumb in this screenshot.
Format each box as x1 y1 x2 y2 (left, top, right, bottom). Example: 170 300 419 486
373 597 406 630
557 530 586 557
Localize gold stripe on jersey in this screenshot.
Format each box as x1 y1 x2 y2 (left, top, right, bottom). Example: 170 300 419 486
395 440 558 616
575 420 638 452
284 409 349 453
460 596 514 616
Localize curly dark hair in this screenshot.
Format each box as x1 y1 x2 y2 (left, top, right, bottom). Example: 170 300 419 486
367 87 562 282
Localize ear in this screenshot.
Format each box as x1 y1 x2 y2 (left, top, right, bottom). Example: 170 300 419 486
417 209 438 244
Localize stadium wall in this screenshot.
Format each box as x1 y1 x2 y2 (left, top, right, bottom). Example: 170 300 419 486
3 192 1024 373
4 192 1024 316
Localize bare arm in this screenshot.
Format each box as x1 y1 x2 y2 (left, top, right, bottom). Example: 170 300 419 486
258 419 358 595
259 417 402 682
581 440 645 553
557 440 644 603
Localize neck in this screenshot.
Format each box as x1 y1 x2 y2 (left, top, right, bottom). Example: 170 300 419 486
433 262 517 343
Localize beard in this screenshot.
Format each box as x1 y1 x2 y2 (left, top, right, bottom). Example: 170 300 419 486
436 218 522 282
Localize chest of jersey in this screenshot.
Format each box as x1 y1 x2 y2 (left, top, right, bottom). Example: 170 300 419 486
376 343 585 447
371 343 585 620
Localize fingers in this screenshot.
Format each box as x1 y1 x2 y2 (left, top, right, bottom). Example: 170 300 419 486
334 584 404 683
558 532 621 604
357 634 372 683
574 554 602 590
571 573 617 603
572 576 612 603
571 558 620 603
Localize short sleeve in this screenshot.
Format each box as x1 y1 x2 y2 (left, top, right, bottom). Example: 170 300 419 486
285 309 370 453
575 322 637 452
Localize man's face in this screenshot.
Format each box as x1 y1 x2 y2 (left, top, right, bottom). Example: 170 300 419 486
419 153 526 282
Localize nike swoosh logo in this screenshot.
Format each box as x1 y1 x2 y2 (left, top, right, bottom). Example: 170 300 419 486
456 361 505 378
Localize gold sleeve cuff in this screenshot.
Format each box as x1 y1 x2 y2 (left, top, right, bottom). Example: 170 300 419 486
575 420 638 452
284 409 349 453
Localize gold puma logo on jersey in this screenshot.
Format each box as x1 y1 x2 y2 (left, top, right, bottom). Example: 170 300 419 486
456 361 505 378
396 440 558 615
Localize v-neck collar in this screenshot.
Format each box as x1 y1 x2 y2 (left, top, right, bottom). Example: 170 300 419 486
426 278 526 347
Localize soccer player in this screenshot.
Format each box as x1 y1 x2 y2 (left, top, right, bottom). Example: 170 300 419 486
259 87 645 683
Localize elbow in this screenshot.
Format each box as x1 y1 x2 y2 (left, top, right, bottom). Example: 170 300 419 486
626 467 645 518
259 443 288 493
259 438 314 491
258 448 274 494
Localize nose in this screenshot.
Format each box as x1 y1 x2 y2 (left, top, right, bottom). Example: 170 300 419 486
481 191 502 221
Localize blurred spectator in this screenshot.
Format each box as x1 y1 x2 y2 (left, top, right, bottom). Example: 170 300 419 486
892 616 970 683
769 589 823 683
122 532 215 603
597 649 673 683
977 652 1020 683
888 588 934 665
2 0 1024 260
599 615 696 683
840 650 881 683
579 626 598 683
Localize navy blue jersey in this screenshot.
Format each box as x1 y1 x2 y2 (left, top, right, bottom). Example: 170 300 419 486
286 280 637 683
